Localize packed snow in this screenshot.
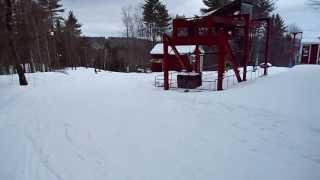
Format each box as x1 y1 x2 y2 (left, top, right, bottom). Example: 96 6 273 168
0 65 320 180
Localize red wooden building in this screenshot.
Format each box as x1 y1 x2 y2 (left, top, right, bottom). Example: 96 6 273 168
300 42 320 64
150 43 204 72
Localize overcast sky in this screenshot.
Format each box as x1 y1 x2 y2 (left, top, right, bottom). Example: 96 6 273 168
63 0 319 41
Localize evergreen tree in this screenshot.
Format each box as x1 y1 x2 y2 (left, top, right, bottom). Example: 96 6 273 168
271 13 286 38
4 0 28 85
38 0 64 28
0 0 9 74
269 13 288 66
0 0 96 75
250 0 275 18
156 3 171 33
54 18 65 68
143 0 158 28
201 0 231 14
65 11 82 37
64 11 82 68
38 0 64 69
143 0 171 44
200 0 275 18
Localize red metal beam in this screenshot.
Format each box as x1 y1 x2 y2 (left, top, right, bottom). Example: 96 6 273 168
163 34 187 71
170 46 187 71
242 14 250 81
217 32 226 91
163 35 169 90
223 33 242 83
195 45 201 73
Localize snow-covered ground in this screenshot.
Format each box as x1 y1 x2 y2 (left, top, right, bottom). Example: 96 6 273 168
0 65 320 180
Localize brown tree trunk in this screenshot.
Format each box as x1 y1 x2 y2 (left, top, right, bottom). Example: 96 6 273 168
16 64 28 86
5 0 28 86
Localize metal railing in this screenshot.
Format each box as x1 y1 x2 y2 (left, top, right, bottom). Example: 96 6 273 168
154 71 178 88
154 67 265 91
222 67 264 90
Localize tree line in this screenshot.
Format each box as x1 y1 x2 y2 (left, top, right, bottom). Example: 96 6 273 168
0 0 91 83
123 0 310 67
0 0 170 85
1 0 318 85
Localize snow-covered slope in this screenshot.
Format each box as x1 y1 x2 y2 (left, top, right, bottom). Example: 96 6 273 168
0 65 319 180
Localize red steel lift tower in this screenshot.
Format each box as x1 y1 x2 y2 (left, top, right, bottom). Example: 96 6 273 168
162 1 271 91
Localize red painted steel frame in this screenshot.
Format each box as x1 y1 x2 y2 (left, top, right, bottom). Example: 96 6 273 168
163 14 252 91
163 41 169 90
242 15 250 81
217 32 226 91
195 45 201 73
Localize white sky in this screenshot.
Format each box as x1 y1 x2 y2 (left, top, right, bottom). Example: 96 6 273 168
63 0 320 41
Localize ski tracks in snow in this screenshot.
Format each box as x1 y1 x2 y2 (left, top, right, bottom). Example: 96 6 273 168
24 120 109 180
63 122 109 176
25 134 64 180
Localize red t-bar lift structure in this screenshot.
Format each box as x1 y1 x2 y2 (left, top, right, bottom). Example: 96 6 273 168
163 14 250 91
162 11 271 91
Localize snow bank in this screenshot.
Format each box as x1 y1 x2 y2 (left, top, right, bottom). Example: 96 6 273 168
0 66 319 180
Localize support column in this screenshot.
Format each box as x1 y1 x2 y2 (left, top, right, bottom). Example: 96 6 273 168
217 33 226 91
195 45 201 73
163 36 169 90
243 14 250 81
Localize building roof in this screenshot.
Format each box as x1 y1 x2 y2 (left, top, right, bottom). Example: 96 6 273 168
302 40 320 45
302 43 320 45
150 43 204 55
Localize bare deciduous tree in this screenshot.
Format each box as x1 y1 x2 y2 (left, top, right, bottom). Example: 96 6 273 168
133 5 145 38
121 6 134 38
